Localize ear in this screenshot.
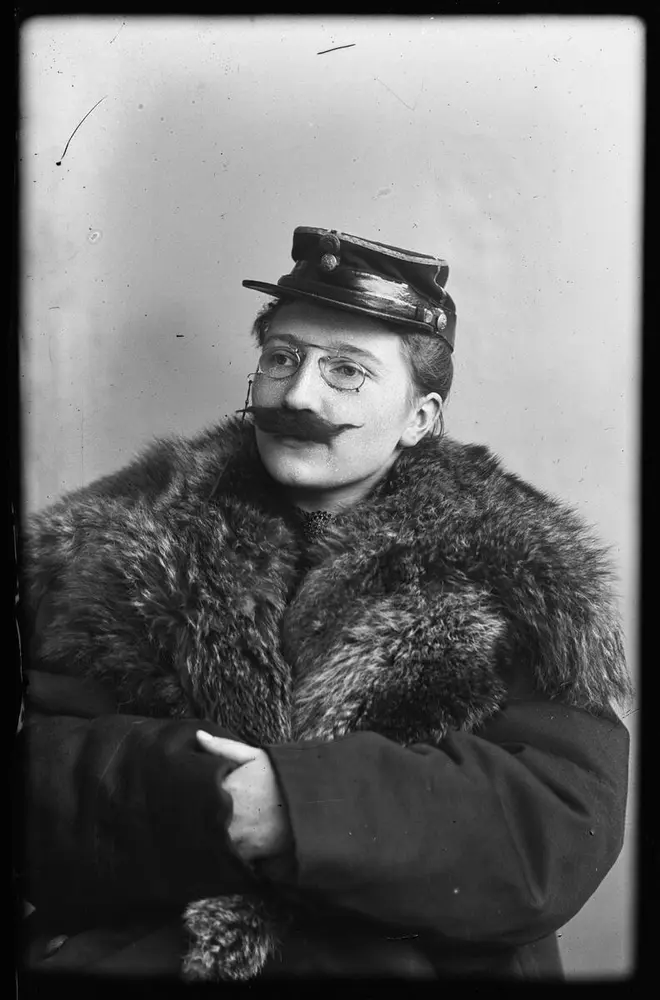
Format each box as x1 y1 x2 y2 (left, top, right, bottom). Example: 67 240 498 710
398 393 442 448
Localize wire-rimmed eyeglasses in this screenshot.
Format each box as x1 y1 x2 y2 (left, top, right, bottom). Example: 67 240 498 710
255 344 367 393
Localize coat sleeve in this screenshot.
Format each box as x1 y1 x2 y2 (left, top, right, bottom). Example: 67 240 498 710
263 698 630 947
21 696 259 929
19 439 259 927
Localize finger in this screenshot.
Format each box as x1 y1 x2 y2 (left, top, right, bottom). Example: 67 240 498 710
196 731 259 763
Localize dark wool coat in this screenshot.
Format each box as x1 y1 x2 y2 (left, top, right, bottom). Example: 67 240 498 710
20 418 631 982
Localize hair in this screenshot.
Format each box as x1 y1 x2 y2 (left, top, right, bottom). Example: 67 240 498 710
251 297 454 439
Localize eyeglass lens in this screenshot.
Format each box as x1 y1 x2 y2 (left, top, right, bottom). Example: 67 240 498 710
258 346 365 391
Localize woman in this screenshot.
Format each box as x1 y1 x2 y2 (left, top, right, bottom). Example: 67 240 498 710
20 227 631 981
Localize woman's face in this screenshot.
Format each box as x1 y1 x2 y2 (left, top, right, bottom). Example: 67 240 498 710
251 299 436 500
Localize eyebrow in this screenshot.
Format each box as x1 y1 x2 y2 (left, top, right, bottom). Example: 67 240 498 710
265 332 383 366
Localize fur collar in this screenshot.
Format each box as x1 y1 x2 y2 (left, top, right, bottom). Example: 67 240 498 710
29 416 630 740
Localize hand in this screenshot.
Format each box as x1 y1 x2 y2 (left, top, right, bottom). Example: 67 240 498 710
196 731 293 863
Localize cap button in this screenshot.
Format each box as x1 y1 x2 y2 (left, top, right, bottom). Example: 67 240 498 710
319 232 341 255
436 310 448 331
320 253 339 272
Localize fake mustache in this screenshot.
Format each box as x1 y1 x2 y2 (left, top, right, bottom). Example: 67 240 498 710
241 406 363 443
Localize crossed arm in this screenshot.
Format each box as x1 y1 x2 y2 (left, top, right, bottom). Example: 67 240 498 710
21 668 629 947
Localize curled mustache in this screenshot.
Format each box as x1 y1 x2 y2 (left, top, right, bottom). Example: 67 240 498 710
239 406 362 443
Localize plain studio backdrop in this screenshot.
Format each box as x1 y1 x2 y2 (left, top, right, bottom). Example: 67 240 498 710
19 15 641 979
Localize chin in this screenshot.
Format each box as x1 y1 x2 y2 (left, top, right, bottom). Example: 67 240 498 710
256 433 336 490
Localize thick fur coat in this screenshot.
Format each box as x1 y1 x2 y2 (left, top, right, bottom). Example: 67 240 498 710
23 418 630 980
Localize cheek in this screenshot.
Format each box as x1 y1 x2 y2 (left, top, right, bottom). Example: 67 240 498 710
363 396 411 441
341 410 407 462
251 376 279 406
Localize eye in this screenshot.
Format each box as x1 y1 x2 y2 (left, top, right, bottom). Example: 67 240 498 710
337 362 361 378
272 349 297 367
322 357 366 390
260 347 299 373
326 359 362 378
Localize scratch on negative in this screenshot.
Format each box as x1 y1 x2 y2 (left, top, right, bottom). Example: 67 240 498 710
97 724 144 784
317 43 356 55
374 77 415 112
109 22 126 45
56 96 107 166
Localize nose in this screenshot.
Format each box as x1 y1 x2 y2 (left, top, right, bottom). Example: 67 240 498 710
281 355 323 411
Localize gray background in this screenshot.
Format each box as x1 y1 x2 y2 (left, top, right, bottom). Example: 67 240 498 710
19 15 641 977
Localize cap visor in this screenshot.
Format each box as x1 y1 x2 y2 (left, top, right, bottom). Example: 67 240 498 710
241 280 434 335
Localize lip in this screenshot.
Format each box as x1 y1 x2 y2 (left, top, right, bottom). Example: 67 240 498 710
272 434 324 447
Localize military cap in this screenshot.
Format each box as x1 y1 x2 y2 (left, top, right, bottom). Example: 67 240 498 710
242 226 457 350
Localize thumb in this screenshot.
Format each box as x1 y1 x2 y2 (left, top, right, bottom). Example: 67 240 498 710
196 731 260 763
